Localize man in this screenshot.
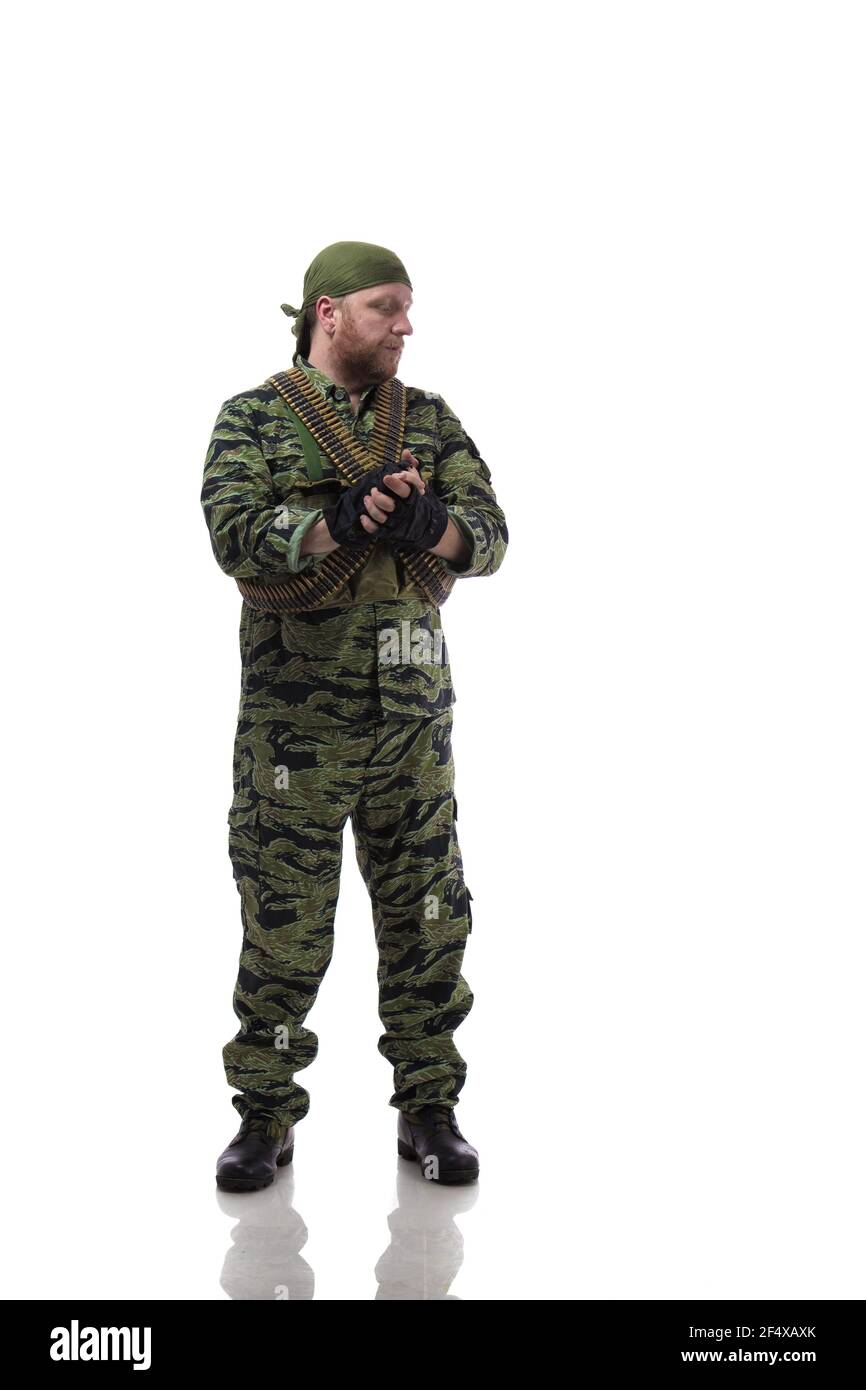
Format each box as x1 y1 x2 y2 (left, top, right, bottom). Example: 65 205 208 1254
201 240 508 1192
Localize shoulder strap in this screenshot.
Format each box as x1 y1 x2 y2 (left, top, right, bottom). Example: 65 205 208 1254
280 400 323 482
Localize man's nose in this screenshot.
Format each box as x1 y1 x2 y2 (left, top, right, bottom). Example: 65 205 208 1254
394 313 413 336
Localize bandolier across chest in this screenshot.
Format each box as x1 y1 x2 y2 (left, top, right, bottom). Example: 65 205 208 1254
234 368 457 613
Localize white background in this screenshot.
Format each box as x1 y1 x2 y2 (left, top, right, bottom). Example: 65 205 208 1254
2 0 864 1300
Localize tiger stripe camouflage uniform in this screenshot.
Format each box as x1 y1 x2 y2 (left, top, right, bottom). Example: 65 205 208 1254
201 349 508 1138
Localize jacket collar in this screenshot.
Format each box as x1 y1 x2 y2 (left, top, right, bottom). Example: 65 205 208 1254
292 351 380 408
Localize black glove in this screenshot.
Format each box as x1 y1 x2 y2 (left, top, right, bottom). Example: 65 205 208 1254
376 481 450 552
321 463 396 548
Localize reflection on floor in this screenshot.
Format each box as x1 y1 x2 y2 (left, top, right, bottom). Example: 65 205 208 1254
217 1161 479 1301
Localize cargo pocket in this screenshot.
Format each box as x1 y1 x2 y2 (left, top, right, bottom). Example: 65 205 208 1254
227 797 259 891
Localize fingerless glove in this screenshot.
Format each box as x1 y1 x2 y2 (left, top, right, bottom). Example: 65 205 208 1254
321 463 396 548
377 484 449 551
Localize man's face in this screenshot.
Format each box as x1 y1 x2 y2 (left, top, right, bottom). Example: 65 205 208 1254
331 282 414 383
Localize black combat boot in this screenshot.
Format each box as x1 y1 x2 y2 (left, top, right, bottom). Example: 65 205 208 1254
215 1113 295 1192
397 1104 479 1184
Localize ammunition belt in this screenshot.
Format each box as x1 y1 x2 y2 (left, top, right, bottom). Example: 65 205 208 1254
234 368 457 613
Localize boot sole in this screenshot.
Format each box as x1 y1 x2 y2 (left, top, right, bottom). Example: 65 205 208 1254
397 1138 479 1183
216 1146 294 1192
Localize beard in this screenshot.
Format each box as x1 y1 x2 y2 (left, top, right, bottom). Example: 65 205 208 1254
332 308 399 386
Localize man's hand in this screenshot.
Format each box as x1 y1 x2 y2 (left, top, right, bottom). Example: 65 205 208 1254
321 456 420 549
365 448 451 553
304 448 467 561
369 449 469 565
359 449 426 534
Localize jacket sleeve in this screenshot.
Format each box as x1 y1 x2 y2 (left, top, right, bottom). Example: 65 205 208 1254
431 395 509 578
201 394 324 579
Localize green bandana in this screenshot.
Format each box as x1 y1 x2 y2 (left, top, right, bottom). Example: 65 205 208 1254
281 240 412 357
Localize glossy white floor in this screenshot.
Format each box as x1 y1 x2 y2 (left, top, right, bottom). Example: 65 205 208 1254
5 805 865 1302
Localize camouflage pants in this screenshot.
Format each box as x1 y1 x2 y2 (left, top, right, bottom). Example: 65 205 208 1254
223 707 474 1136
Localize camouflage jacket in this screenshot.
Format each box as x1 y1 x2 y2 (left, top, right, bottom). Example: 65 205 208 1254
201 351 509 724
